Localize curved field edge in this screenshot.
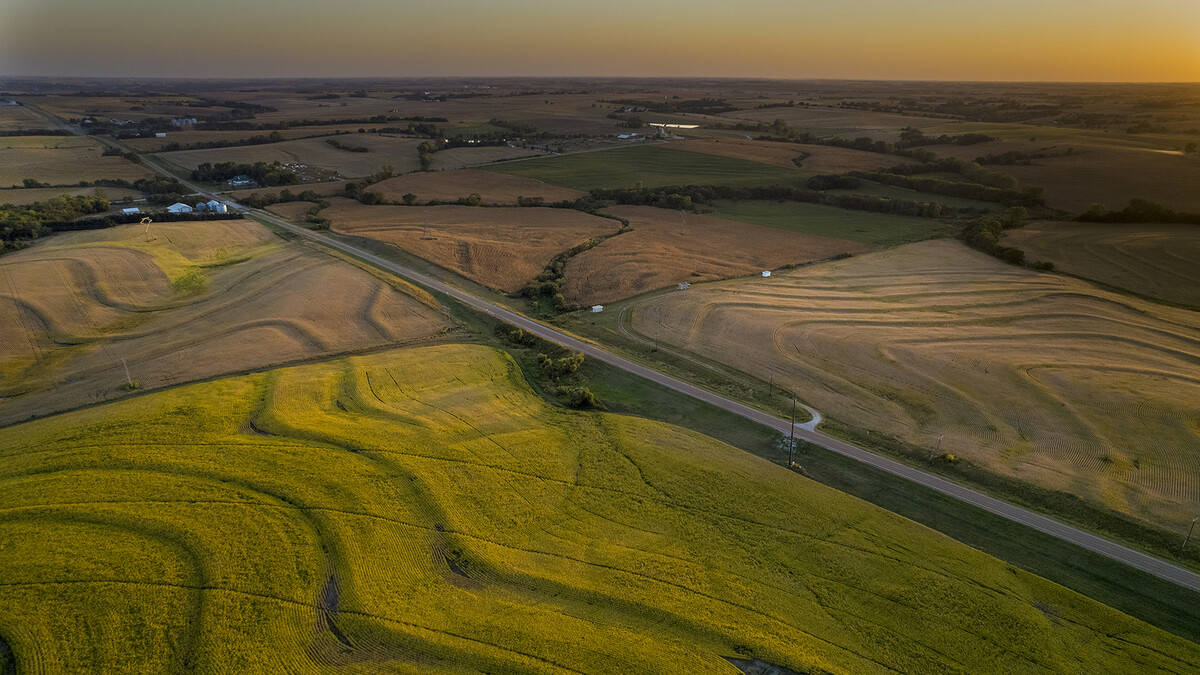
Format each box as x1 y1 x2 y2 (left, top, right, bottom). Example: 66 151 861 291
623 239 1200 533
0 344 1197 673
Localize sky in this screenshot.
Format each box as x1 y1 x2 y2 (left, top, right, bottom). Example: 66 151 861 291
1 0 1198 82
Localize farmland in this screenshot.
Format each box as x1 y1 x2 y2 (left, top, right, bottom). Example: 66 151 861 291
0 218 449 425
1007 221 1200 307
673 138 904 173
0 105 51 131
0 135 152 187
323 199 620 292
562 205 869 305
707 199 951 246
370 169 585 205
628 239 1200 527
486 144 813 190
155 134 425 178
0 186 141 206
1 343 1197 672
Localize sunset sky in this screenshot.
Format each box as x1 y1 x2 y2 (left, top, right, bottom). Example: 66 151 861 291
1 0 1198 81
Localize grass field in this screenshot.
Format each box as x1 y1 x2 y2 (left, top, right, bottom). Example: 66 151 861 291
562 205 868 305
371 169 584 205
431 145 546 170
629 239 1200 527
1 343 1197 672
266 201 321 220
0 218 449 426
707 200 952 246
673 138 904 173
156 135 424 178
0 186 142 205
1008 221 1200 307
122 126 390 153
323 199 620 292
0 135 153 187
486 144 813 190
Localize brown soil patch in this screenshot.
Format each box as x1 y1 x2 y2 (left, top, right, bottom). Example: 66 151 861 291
562 205 868 305
371 169 584 205
674 139 904 174
1008 221 1200 307
634 239 1200 525
324 199 619 292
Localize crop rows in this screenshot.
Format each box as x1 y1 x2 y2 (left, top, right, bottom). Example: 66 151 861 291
631 239 1200 526
1 344 1197 672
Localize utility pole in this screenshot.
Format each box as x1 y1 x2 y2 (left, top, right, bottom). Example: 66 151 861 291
788 393 797 467
1185 516 1199 552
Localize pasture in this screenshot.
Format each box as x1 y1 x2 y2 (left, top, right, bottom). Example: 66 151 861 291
156 135 425 178
0 135 152 187
562 205 868 305
673 138 903 173
486 144 813 190
1007 221 1200 307
0 219 449 425
1 343 1196 672
708 200 951 246
323 199 620 292
629 239 1200 527
371 169 585 205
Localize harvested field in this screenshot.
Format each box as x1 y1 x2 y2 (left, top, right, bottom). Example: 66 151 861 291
0 186 142 205
487 144 812 190
430 145 545 170
674 138 905 173
122 126 390 152
725 106 948 142
1 344 1195 672
324 199 619 292
371 169 584 205
155 135 424 178
0 135 153 187
230 180 346 199
1008 221 1200 307
265 200 320 220
0 105 51 131
0 219 448 425
631 239 1200 526
563 205 868 305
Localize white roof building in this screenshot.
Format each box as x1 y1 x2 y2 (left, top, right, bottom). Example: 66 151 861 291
121 207 140 215
166 202 193 214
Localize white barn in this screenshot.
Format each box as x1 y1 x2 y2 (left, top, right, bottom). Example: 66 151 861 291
121 207 140 215
166 202 193 214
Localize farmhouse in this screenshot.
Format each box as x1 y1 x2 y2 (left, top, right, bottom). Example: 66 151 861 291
226 175 255 187
166 202 193 214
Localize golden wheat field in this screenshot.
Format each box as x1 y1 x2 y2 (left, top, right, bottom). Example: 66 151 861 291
2 344 1196 673
371 169 585 205
0 105 50 131
0 219 449 425
324 199 620 292
1008 222 1200 307
0 135 153 187
562 206 868 305
673 139 904 173
630 239 1200 526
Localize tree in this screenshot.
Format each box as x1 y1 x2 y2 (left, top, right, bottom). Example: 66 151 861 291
402 193 418 206
1185 142 1198 154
